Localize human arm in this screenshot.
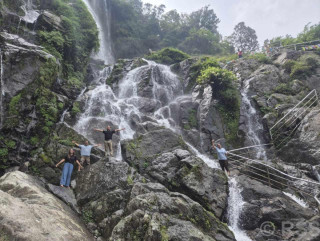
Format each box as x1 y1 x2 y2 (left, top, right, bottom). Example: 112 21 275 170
115 128 125 132
72 141 80 147
56 159 65 167
93 128 104 132
76 160 83 171
211 140 216 149
93 144 102 148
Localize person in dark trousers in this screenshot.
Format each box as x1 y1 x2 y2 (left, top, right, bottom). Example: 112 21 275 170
212 140 230 176
238 49 243 58
93 125 125 157
56 149 82 188
72 140 101 167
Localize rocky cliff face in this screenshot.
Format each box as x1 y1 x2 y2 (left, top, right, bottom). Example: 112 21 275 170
1 1 320 241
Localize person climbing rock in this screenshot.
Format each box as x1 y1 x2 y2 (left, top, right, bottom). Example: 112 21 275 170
93 125 125 157
72 140 101 167
212 140 230 176
55 149 82 188
238 49 243 58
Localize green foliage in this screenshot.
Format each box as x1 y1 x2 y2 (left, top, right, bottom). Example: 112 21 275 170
43 0 99 79
82 209 94 224
71 102 81 117
39 153 52 164
160 225 169 241
197 67 238 109
247 53 271 64
8 94 21 116
229 22 259 52
146 47 190 65
268 22 320 48
274 83 294 95
30 136 40 146
127 175 134 185
188 109 197 128
282 55 319 79
4 139 16 149
38 31 65 60
283 60 297 73
109 2 233 58
58 139 74 146
0 148 8 158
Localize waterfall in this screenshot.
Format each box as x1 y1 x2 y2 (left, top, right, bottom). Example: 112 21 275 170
82 0 114 64
241 77 267 160
0 48 4 129
21 0 39 24
227 177 252 241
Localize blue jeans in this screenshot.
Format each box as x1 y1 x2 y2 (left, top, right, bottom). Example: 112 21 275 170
60 163 74 187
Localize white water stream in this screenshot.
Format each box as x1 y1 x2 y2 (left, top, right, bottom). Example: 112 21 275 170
21 0 39 23
228 178 252 241
241 77 267 160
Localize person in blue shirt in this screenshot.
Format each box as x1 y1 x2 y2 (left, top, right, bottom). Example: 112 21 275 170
212 140 230 176
72 140 101 167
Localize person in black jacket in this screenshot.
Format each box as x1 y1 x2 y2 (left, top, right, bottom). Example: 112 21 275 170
94 125 125 157
56 149 82 188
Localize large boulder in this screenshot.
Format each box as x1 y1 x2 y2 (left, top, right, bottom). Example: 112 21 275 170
122 129 228 218
109 182 236 241
0 171 93 241
236 175 320 240
279 109 320 165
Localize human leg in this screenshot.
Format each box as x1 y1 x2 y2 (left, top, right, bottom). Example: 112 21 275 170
80 156 85 166
219 160 225 172
60 163 69 186
107 140 113 156
85 156 90 165
65 163 74 187
104 141 110 157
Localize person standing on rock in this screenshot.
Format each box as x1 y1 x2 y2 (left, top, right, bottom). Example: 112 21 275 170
238 49 243 58
212 140 230 176
56 148 83 188
93 126 125 157
72 140 101 167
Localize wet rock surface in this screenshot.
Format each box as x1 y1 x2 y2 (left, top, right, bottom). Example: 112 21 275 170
0 171 94 241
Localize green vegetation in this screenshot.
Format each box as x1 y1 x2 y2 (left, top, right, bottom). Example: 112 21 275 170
160 225 169 241
109 1 234 58
146 47 190 65
282 55 319 79
247 53 271 64
191 57 240 146
40 0 99 80
82 208 94 224
71 102 81 117
268 22 320 48
127 175 134 185
8 94 21 116
184 109 198 130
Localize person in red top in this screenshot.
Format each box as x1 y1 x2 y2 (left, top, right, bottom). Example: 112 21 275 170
238 49 243 58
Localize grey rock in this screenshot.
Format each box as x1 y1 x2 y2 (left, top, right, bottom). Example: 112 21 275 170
0 171 93 241
47 183 80 214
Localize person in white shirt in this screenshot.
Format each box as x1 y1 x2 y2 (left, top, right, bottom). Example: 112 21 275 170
212 140 230 176
72 140 101 167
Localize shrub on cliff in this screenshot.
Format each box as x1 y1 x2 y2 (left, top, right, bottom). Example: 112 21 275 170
146 47 190 65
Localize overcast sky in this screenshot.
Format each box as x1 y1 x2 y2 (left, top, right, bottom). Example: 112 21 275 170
142 0 320 46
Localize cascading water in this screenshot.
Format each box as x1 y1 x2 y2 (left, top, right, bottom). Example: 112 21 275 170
228 177 252 241
21 0 39 24
82 0 114 64
0 48 4 129
241 77 267 160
